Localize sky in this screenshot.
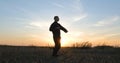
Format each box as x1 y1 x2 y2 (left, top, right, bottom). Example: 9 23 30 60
0 0 120 47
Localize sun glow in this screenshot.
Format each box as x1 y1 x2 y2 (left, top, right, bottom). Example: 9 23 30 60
61 38 68 47
60 34 71 47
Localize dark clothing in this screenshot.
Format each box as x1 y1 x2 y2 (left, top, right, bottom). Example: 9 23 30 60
49 21 68 56
49 22 68 37
52 36 61 56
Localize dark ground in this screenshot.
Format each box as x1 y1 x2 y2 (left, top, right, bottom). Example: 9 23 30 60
0 45 120 63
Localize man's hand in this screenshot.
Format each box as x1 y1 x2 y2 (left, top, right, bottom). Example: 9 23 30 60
65 30 68 33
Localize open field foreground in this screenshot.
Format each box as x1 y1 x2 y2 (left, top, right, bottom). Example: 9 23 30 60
0 45 120 63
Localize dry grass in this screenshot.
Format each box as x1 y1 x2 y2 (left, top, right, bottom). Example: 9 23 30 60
0 45 120 63
72 41 92 49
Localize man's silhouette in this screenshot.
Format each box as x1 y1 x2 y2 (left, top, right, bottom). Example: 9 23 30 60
49 16 68 57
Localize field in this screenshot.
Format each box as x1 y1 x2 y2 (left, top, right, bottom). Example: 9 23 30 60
0 45 120 63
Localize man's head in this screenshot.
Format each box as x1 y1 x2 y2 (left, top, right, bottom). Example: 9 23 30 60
54 16 59 22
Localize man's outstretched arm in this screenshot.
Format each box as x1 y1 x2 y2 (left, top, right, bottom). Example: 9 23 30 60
59 24 68 33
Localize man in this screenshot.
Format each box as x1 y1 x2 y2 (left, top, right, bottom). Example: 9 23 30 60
49 16 68 57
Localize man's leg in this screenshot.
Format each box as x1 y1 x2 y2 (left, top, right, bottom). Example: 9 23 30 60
52 37 61 56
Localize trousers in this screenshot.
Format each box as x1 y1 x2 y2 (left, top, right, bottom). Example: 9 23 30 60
52 36 61 55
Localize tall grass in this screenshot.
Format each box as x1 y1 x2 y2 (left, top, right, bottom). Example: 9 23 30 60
72 41 92 49
72 41 120 49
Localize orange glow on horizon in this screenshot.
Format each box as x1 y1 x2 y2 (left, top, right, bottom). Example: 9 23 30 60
61 38 69 47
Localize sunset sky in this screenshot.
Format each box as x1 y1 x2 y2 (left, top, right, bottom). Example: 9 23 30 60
0 0 120 46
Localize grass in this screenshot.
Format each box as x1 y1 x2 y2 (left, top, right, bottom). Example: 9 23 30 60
72 41 92 49
0 43 120 63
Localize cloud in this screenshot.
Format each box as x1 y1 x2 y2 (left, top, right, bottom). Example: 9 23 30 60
72 14 88 21
71 0 82 10
25 18 51 31
94 16 120 26
52 0 82 11
52 3 64 8
50 0 87 23
105 33 120 37
26 21 50 30
60 13 87 24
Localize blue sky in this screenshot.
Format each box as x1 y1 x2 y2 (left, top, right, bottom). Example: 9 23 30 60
0 0 120 46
